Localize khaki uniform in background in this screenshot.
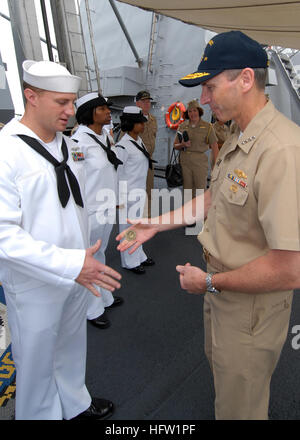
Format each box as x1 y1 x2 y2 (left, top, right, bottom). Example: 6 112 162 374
199 100 300 419
140 113 157 216
213 121 231 150
179 119 217 199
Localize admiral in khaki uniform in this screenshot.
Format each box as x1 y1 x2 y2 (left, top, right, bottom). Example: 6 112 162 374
174 100 218 199
200 98 299 420
117 31 300 420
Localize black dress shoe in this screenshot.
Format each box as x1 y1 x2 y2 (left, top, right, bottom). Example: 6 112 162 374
126 264 145 274
106 296 124 309
142 257 155 266
73 398 114 420
89 311 110 329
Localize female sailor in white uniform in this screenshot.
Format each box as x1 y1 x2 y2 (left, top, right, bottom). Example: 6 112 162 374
72 93 123 329
116 106 155 274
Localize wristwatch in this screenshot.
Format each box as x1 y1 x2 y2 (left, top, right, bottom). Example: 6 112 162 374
205 273 220 294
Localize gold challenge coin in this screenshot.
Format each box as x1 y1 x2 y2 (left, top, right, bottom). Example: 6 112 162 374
125 230 137 241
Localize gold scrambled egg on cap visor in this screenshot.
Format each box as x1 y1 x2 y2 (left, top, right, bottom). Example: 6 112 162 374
179 31 268 88
179 69 224 87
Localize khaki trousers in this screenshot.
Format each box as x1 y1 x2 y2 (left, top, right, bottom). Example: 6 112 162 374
204 261 293 420
145 167 154 217
180 151 208 200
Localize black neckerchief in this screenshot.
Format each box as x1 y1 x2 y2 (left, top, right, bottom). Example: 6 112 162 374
18 134 84 208
87 133 123 170
130 139 157 170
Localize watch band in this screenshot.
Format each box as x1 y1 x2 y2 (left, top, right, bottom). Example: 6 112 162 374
205 272 220 294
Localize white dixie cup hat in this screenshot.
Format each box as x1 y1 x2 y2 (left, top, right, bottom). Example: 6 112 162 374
23 60 81 93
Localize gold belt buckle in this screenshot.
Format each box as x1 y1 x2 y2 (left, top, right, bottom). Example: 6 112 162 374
203 248 210 263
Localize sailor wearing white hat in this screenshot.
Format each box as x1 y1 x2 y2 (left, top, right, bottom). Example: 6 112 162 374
72 92 124 329
0 60 121 420
116 106 155 274
22 59 81 93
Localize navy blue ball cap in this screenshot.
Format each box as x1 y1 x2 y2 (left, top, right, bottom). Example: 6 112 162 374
179 31 268 87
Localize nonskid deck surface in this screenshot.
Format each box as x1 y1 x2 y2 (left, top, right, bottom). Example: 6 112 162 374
1 179 300 420
85 222 300 421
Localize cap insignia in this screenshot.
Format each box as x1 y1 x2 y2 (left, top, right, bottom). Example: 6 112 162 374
181 72 210 80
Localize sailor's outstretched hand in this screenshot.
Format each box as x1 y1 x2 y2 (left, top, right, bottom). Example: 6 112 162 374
76 240 122 296
116 218 159 254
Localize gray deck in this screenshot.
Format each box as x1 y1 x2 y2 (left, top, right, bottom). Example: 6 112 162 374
86 220 300 421
1 177 300 420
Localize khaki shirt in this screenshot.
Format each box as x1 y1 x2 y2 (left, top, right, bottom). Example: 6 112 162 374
178 119 217 153
213 122 231 148
140 113 157 157
199 100 300 270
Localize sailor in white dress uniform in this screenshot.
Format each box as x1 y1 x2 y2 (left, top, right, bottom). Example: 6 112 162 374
0 61 121 420
72 93 123 328
116 106 155 274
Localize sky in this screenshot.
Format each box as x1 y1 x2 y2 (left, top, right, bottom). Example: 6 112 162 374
0 0 58 116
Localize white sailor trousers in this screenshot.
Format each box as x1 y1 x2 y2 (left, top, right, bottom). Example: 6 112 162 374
118 200 147 269
87 212 114 319
4 282 91 420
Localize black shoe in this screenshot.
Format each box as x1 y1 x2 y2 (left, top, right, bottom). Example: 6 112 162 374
142 257 155 266
126 264 145 274
186 222 196 227
89 311 110 329
73 398 114 420
106 296 124 309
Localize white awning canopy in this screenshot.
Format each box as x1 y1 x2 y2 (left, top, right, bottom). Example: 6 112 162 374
116 0 300 49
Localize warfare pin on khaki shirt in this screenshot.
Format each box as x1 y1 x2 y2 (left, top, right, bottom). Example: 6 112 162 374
199 100 300 270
